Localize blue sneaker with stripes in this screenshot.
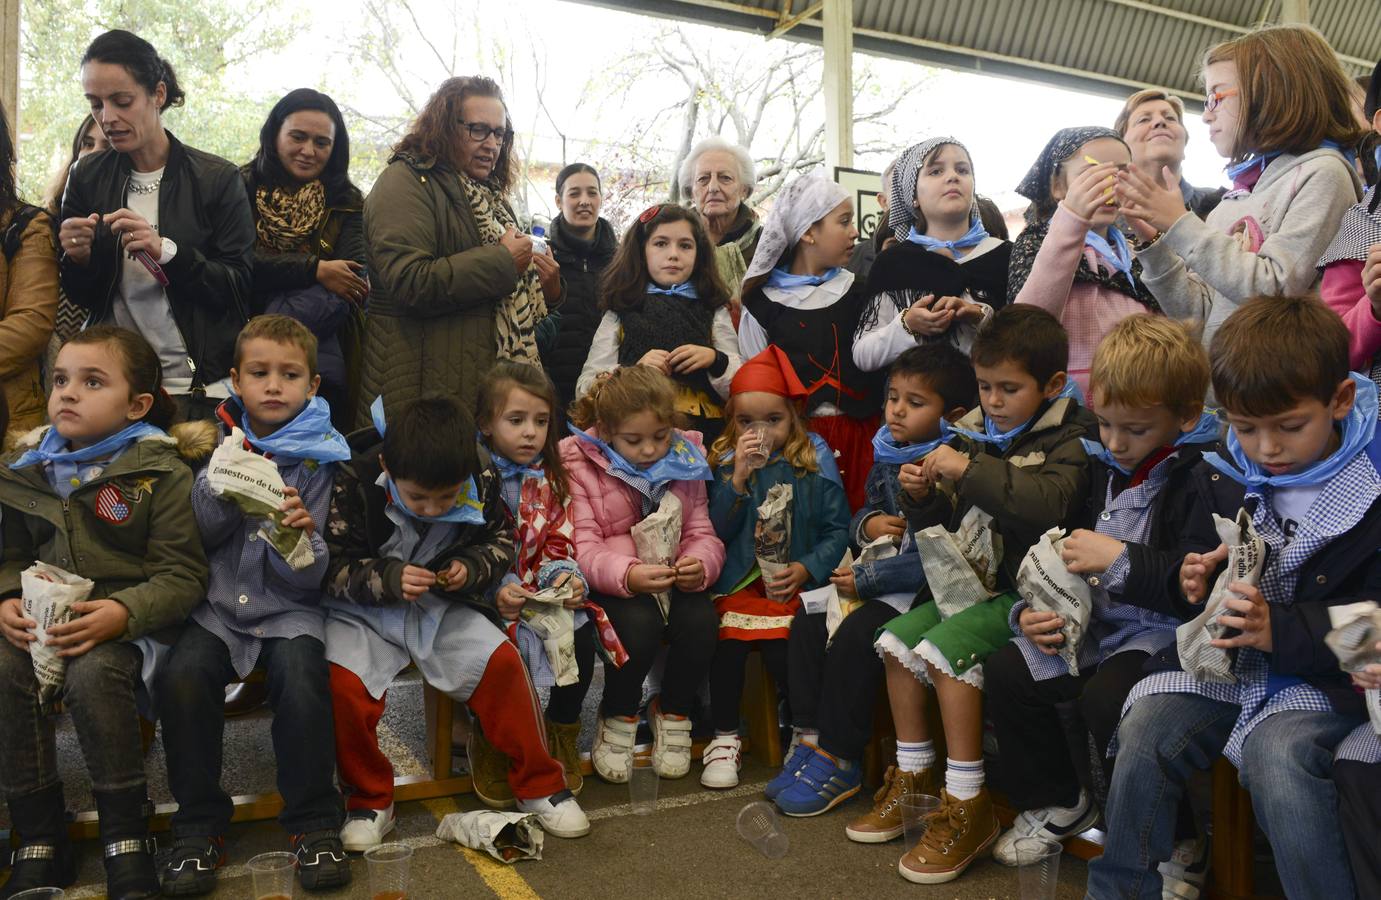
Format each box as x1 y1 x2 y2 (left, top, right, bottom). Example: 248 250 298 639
774 746 861 817
764 739 816 801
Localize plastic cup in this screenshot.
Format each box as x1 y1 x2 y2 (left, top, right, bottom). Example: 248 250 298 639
743 421 773 469
736 800 789 858
9 890 66 899
1014 836 1063 900
246 851 296 900
365 842 413 900
629 758 659 814
898 792 941 852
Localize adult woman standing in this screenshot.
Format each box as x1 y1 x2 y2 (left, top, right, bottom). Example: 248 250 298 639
0 100 59 440
679 137 761 297
244 88 366 429
540 162 617 410
59 30 254 421
360 75 561 422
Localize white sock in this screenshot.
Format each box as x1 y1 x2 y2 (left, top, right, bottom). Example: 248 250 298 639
792 727 820 746
895 740 936 774
944 757 984 800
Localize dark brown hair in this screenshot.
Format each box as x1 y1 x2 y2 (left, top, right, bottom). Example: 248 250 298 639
1210 295 1350 417
476 361 570 504
910 142 974 236
382 396 480 488
81 30 185 112
568 366 680 432
889 343 979 413
63 325 175 430
971 305 1069 386
1204 25 1368 164
600 205 728 313
393 76 516 192
234 314 319 378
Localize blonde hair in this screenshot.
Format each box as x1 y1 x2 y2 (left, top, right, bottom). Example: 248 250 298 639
1114 90 1188 138
568 366 681 432
1090 315 1209 419
709 394 818 475
1203 25 1367 163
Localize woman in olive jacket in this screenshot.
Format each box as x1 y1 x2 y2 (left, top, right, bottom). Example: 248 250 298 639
59 30 253 422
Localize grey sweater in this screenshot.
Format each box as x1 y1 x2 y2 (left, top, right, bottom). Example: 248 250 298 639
1136 149 1362 364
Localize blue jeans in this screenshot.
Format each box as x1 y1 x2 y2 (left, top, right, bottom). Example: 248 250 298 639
1087 693 1357 900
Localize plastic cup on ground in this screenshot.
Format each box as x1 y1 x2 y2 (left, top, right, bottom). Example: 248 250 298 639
736 801 789 858
9 890 66 899
629 757 659 814
743 421 772 469
365 842 414 900
1014 836 1063 900
899 792 941 852
247 851 296 899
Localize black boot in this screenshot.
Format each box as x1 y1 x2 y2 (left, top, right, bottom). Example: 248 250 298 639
2 783 76 899
94 786 159 900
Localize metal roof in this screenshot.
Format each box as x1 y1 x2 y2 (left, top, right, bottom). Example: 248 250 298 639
576 0 1379 106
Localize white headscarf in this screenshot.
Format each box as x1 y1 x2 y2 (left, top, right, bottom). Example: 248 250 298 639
744 170 851 282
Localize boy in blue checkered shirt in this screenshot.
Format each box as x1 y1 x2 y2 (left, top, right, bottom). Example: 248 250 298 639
1090 296 1381 900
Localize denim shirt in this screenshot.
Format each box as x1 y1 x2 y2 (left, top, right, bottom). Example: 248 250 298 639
850 460 925 601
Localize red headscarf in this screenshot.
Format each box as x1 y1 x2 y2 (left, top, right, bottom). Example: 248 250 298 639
731 345 809 401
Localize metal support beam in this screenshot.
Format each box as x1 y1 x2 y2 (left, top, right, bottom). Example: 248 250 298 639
1279 0 1309 23
0 0 18 135
769 1 824 40
821 0 853 172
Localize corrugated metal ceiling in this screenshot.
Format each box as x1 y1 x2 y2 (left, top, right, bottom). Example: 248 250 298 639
578 0 1379 104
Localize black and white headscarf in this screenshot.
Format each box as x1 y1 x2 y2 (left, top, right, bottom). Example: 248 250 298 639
1007 126 1160 312
886 136 976 242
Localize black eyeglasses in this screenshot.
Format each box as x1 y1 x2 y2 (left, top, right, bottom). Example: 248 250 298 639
458 120 510 143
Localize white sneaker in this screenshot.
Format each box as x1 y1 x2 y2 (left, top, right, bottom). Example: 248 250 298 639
517 790 590 838
592 715 638 784
650 700 694 779
340 804 395 852
1159 836 1209 899
700 734 742 789
992 790 1098 866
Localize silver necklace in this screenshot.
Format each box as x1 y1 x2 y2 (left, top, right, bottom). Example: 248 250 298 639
128 179 160 196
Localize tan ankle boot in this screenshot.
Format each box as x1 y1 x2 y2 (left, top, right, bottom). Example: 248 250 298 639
897 787 999 884
468 720 515 810
845 765 939 843
545 718 584 796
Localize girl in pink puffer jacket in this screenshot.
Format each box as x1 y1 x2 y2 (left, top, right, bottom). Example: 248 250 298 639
559 367 725 785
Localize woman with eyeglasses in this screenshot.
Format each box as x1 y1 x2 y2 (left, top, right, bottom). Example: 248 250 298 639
1113 25 1365 373
358 75 562 424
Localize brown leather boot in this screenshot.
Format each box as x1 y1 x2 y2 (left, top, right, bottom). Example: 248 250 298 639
845 765 940 843
545 717 584 796
468 720 515 810
897 787 999 884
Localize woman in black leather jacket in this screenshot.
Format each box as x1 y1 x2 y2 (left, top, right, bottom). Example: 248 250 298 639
58 29 253 421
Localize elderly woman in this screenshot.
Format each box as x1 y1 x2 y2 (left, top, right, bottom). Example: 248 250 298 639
1114 88 1225 220
359 75 560 422
679 136 761 295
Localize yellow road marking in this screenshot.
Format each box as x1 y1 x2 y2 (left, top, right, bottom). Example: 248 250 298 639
422 797 542 900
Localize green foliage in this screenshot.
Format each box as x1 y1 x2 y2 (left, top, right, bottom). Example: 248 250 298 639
15 0 302 204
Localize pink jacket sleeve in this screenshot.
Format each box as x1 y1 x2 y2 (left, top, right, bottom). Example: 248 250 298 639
674 477 726 592
561 439 641 598
1014 205 1088 316
1319 259 1381 370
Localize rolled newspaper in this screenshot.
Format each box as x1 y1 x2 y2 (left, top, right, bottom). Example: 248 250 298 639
1015 528 1093 676
1175 511 1264 685
631 492 683 622
21 562 95 710
754 484 793 599
1325 601 1381 734
915 506 1001 620
206 429 315 570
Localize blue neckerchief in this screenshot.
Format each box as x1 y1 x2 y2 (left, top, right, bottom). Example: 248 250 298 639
370 396 485 524
942 381 1082 453
11 420 165 469
1321 139 1357 168
871 425 945 465
489 448 544 481
1225 152 1281 184
904 218 988 260
646 281 699 299
1080 411 1220 476
1083 227 1137 290
1203 373 1378 488
766 266 841 289
234 395 350 464
1373 145 1381 180
569 425 711 487
382 472 486 525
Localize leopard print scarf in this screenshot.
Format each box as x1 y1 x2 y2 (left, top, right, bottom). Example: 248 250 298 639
457 173 546 365
254 180 327 252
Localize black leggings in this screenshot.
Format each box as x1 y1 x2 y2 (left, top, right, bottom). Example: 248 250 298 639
708 638 789 733
545 621 597 725
593 590 717 718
